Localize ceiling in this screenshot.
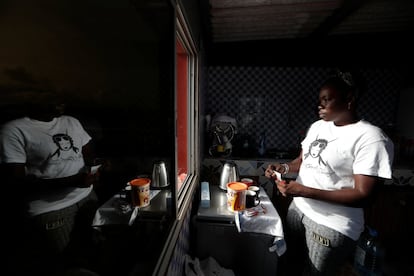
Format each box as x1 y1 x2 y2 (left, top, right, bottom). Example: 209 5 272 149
200 0 414 43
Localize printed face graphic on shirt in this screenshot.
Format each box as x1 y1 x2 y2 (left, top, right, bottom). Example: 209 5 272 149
50 133 79 158
304 138 328 167
53 134 72 150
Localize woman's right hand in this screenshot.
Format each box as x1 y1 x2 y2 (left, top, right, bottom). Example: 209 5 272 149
264 163 285 179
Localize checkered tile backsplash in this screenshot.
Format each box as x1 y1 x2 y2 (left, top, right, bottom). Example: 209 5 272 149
205 66 403 151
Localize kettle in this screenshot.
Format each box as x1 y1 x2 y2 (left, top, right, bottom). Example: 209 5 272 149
219 161 240 190
151 161 169 189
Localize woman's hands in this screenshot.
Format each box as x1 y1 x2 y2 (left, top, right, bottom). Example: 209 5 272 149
264 163 286 179
82 172 98 187
264 152 380 206
265 152 303 197
82 158 112 188
265 163 291 197
276 179 303 197
275 174 380 207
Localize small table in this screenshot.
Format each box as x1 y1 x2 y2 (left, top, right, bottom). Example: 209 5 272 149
194 184 285 276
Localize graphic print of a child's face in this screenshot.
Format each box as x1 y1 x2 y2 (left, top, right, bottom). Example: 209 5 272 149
309 139 327 158
304 138 328 167
51 133 79 158
53 134 72 151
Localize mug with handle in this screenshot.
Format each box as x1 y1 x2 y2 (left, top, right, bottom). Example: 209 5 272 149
248 185 260 197
245 189 260 208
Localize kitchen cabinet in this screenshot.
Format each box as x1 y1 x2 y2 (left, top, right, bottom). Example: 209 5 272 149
91 216 171 276
364 184 414 262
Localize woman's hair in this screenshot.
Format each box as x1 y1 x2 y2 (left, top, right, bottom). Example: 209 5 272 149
321 69 365 101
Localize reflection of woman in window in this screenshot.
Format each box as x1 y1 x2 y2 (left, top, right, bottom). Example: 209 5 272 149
0 91 101 275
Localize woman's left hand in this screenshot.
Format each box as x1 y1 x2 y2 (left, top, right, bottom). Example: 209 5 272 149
276 179 301 197
82 172 98 187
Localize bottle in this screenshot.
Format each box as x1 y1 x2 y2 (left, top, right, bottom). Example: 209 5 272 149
353 226 384 276
258 132 266 156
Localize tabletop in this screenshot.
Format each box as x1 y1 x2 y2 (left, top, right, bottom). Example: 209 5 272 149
196 184 286 256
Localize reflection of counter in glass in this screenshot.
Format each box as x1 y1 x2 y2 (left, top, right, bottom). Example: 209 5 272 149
92 189 172 227
194 184 284 276
91 188 173 276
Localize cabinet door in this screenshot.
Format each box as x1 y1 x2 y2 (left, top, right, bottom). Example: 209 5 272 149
365 186 414 261
195 220 278 276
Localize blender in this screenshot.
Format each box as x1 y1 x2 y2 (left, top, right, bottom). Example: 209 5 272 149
208 115 237 157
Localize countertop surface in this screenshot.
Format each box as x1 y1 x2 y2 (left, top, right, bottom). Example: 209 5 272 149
196 182 286 256
196 184 236 222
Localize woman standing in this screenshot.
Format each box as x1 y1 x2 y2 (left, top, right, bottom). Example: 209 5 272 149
266 71 394 275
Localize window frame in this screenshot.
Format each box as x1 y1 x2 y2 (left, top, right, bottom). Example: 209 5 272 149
174 3 199 219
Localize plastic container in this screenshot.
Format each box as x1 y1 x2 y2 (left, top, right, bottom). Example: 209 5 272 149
200 181 210 208
353 226 384 276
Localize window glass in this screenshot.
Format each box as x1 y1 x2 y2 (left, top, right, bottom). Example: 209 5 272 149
176 38 188 191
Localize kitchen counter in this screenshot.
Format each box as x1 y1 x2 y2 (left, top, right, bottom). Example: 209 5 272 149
196 185 235 222
90 188 173 276
92 188 172 227
194 184 283 276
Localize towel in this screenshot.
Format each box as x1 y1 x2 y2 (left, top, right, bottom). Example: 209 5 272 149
235 200 286 256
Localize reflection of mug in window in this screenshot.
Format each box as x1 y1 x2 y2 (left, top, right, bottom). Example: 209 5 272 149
129 178 151 207
139 184 150 205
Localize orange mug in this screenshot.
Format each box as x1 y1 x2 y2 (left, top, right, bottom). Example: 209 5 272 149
226 182 247 212
129 178 151 207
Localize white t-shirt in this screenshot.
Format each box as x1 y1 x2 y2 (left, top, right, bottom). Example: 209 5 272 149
294 119 394 240
0 115 93 216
